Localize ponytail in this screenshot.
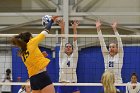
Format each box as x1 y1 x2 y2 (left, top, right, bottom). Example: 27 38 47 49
11 35 27 55
11 32 32 55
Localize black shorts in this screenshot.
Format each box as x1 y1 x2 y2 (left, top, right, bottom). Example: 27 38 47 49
30 71 52 90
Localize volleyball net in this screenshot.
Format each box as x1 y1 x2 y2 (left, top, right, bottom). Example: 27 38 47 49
0 34 140 93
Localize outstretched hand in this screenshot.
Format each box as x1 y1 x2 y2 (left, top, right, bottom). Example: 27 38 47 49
111 22 117 29
56 18 65 35
56 18 65 29
71 20 79 29
111 21 118 32
96 20 101 28
96 20 101 31
51 16 59 22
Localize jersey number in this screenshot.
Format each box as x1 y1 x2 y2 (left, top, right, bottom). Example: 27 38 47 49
22 51 29 62
109 61 114 67
67 61 70 67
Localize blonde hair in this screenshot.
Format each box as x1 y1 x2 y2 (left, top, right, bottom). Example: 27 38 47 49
101 71 116 93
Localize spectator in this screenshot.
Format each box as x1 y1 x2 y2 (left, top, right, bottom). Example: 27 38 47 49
1 68 12 93
126 73 140 93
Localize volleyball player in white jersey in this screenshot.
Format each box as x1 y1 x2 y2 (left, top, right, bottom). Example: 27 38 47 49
57 19 80 93
96 20 124 83
126 73 140 93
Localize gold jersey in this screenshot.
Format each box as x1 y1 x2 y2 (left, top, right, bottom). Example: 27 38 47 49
21 32 50 77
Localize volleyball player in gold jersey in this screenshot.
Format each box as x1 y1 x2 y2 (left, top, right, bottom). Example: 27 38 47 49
11 16 59 93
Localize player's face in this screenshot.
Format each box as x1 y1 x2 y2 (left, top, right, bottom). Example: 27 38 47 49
65 43 73 55
109 43 118 54
131 76 137 83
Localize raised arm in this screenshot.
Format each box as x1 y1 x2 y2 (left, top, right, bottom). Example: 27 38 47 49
71 20 79 50
96 20 108 56
71 20 79 42
57 19 65 39
43 15 59 33
111 22 124 55
32 16 59 45
57 19 67 57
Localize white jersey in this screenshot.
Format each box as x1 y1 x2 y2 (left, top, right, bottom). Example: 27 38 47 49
126 82 140 93
59 39 78 83
98 30 124 83
104 54 123 83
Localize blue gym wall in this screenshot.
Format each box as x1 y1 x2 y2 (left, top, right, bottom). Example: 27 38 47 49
12 46 140 93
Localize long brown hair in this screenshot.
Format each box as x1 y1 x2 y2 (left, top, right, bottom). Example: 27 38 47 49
11 32 32 55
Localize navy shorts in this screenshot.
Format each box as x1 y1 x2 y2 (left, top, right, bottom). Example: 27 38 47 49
57 86 79 93
30 71 52 90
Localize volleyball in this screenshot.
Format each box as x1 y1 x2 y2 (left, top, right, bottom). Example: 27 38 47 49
42 15 52 26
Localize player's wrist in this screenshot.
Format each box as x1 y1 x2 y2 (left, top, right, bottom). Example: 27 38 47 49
44 29 49 33
44 20 53 31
